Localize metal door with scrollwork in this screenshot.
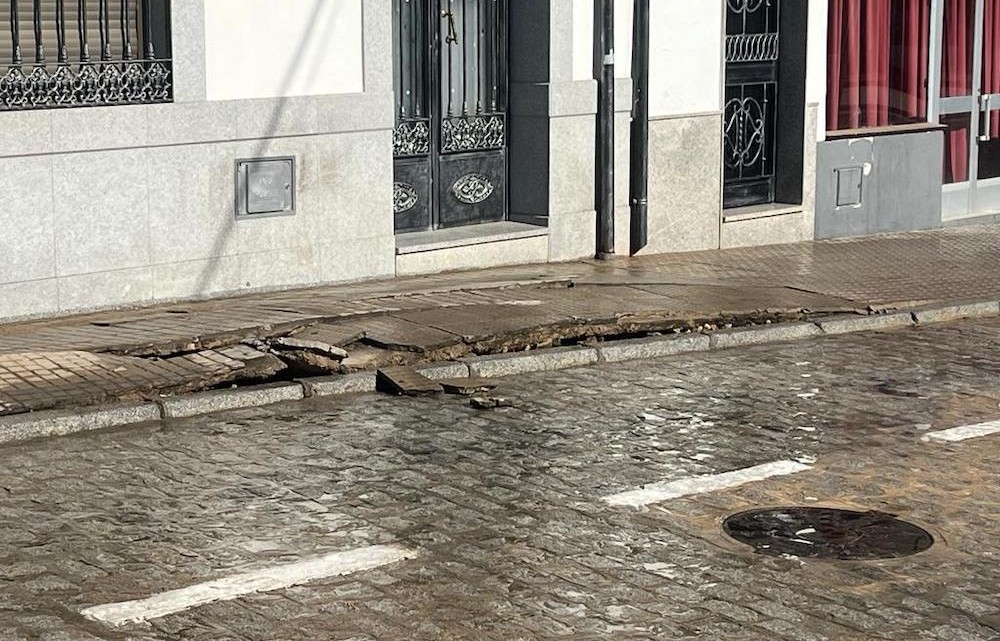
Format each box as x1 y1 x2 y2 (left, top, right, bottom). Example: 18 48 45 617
723 0 779 209
392 0 508 233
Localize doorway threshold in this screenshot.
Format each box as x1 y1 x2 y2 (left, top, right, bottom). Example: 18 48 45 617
396 221 549 256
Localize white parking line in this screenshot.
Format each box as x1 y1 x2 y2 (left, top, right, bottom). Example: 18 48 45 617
603 460 813 509
82 544 417 626
922 420 1000 443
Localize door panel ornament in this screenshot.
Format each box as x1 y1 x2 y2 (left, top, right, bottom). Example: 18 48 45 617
393 121 431 157
441 115 506 153
452 173 494 204
723 96 767 169
393 182 419 214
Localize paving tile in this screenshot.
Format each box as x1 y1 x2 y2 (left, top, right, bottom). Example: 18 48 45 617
0 350 245 415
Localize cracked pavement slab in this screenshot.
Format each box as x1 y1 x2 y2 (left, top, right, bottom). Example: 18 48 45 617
0 318 999 640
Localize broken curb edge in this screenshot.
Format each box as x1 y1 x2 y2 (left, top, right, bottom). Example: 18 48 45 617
1 298 997 446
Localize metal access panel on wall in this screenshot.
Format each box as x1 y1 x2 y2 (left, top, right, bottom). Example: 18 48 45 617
235 157 296 218
723 0 780 209
392 0 509 234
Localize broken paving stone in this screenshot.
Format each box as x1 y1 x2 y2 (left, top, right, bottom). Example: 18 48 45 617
339 344 411 372
438 378 498 396
217 345 288 380
470 397 493 410
288 322 367 349
267 337 349 374
360 316 464 353
470 396 515 410
269 337 349 360
376 367 442 397
275 350 344 375
217 344 268 361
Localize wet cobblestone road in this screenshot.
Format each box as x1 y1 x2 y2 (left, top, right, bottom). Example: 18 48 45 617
1 319 999 640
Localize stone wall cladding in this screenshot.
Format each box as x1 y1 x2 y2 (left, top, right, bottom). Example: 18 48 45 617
0 92 397 322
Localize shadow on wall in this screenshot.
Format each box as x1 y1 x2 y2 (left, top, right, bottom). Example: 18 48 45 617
191 1 347 298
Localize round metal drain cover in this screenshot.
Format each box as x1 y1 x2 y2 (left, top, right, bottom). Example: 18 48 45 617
723 507 934 560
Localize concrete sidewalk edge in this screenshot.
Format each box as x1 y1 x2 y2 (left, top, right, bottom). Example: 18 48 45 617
1 298 997 446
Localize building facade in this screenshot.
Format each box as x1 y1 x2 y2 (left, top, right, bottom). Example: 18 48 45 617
0 0 995 322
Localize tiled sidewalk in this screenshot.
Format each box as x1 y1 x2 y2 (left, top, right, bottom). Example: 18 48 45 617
1 225 999 417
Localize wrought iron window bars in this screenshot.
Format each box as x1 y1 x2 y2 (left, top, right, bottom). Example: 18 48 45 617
0 0 171 111
723 0 780 208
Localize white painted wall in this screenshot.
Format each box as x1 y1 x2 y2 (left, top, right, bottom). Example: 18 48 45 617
806 0 829 140
615 0 634 79
572 0 594 81
648 0 724 117
204 0 365 101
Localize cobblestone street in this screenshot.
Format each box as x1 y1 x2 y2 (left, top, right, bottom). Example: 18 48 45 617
1 319 999 641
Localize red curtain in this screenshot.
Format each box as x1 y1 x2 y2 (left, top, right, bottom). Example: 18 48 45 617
893 0 930 120
827 0 929 131
942 0 973 182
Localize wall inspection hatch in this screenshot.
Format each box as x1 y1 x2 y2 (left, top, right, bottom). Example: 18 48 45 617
723 507 934 560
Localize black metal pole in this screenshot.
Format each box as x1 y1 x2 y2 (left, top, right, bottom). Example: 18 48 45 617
11 0 22 66
629 0 649 255
78 0 90 63
56 0 68 63
121 0 134 60
142 0 155 59
32 0 44 64
596 0 615 260
99 0 110 60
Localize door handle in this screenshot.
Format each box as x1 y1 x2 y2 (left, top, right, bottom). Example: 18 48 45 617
980 94 992 142
441 9 458 44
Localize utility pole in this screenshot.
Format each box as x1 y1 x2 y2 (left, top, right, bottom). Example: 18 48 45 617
596 0 615 260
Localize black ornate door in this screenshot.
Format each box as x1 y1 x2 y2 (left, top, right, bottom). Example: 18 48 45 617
723 0 780 209
392 0 508 233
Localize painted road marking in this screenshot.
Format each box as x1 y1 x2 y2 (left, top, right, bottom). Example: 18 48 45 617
922 420 1000 443
603 460 813 509
82 544 416 626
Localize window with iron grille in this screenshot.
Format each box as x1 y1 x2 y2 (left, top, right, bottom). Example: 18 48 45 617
0 0 171 111
723 0 808 210
724 0 781 208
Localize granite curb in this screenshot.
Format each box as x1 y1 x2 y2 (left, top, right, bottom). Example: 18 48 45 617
465 346 600 379
1 298 997 445
0 403 161 446
159 383 306 419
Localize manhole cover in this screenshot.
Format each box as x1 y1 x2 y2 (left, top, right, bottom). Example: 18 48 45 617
723 507 934 560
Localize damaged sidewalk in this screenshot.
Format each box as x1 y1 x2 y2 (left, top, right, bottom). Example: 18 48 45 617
2 225 1000 424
